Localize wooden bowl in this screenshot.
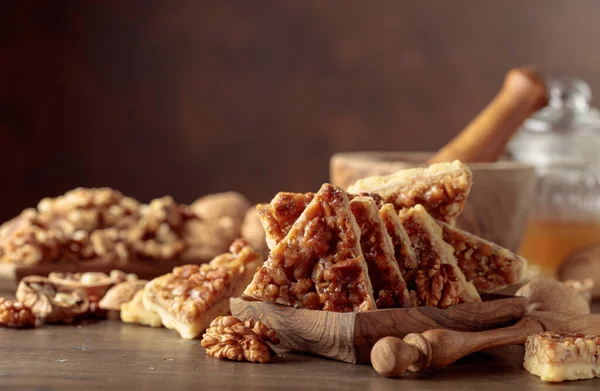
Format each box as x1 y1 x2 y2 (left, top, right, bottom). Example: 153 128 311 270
330 151 536 253
231 294 527 364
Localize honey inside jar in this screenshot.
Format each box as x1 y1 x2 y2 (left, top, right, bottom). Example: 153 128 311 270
518 219 600 277
508 78 600 280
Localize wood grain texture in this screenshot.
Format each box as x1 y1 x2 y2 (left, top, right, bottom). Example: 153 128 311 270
0 302 597 390
230 298 357 363
330 152 536 252
230 294 527 364
372 317 544 377
2 1 600 224
0 303 598 390
428 66 548 164
530 311 600 335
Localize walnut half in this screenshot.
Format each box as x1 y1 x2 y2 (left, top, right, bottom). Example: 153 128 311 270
201 316 280 363
415 264 460 309
0 298 36 328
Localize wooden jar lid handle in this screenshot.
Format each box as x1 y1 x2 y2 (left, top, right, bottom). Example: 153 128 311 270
428 66 548 164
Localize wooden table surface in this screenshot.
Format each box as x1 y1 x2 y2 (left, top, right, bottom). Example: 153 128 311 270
1 303 599 390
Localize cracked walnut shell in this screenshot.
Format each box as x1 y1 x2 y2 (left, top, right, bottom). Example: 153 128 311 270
0 298 36 328
16 276 90 324
201 316 279 363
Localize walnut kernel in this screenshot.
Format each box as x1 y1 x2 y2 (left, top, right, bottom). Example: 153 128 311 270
200 316 279 363
415 264 460 309
0 298 36 327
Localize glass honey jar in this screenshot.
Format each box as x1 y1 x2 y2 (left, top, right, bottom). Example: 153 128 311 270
508 77 600 277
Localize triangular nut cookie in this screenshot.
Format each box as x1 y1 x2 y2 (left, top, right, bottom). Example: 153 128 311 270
399 205 481 307
244 184 377 312
349 196 414 308
379 204 418 274
257 191 386 251
347 160 472 224
256 192 315 250
438 221 527 293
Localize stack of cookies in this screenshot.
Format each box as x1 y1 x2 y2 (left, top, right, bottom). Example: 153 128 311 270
244 160 527 311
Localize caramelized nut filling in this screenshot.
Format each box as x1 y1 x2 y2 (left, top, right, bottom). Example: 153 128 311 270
144 239 263 338
400 205 480 306
348 160 472 223
439 222 526 292
245 184 376 312
350 197 412 308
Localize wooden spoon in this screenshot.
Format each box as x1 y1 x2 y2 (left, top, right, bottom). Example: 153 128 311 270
428 66 548 164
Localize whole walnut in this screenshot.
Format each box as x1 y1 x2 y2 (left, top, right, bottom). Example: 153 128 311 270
240 206 268 258
516 277 591 315
191 192 250 224
99 280 148 311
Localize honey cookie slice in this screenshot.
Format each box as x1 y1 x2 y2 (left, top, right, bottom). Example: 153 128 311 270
244 183 376 312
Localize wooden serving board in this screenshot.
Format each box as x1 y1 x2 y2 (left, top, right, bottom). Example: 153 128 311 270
230 294 527 364
0 259 201 293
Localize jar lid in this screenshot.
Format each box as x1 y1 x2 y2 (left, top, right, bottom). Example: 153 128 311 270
522 78 600 135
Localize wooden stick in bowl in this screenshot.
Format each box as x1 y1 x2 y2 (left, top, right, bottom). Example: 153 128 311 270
428 66 548 164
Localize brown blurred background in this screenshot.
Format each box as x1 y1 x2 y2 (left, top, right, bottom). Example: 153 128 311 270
1 0 600 222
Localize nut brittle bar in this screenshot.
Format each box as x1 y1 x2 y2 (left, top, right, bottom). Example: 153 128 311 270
347 160 472 224
524 332 600 382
